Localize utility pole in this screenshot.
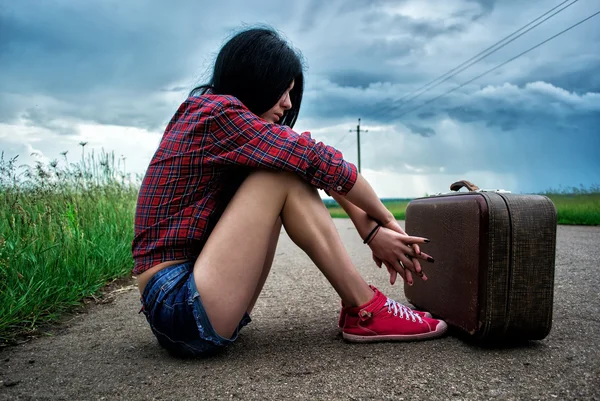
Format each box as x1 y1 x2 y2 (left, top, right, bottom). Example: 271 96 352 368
349 118 367 173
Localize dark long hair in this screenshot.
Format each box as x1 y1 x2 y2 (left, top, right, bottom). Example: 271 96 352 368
190 27 305 128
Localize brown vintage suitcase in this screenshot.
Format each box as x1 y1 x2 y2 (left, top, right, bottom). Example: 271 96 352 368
403 180 557 341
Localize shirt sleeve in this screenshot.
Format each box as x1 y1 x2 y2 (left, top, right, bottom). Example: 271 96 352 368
205 97 358 195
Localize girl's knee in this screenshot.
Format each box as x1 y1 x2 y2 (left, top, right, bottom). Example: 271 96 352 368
246 169 303 186
241 169 317 200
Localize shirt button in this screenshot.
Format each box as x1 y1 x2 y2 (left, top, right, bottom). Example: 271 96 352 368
336 186 343 191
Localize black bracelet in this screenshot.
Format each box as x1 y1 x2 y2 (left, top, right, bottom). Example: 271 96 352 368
366 226 381 245
363 223 381 244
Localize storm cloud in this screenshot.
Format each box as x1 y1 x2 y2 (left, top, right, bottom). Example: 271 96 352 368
0 0 598 196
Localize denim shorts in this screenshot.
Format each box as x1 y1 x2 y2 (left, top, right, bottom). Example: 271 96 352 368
139 261 251 357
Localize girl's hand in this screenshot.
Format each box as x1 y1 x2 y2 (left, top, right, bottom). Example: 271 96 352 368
379 217 424 257
367 226 435 285
372 253 400 286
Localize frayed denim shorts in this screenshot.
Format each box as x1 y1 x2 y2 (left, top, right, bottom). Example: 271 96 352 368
139 261 251 357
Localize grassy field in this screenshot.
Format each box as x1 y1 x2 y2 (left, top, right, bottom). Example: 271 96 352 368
0 148 598 343
543 187 600 225
0 149 138 344
328 200 411 220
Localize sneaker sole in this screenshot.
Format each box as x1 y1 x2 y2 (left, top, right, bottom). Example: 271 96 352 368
337 312 433 333
342 320 448 343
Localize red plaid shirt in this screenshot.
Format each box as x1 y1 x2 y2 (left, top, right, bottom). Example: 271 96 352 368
132 94 358 275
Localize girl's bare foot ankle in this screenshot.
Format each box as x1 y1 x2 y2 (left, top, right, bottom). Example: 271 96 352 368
344 284 375 307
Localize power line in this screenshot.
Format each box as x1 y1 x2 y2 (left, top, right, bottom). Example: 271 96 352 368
332 131 352 149
369 0 579 120
372 0 578 119
393 9 600 119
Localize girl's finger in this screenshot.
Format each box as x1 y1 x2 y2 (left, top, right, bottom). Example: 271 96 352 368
386 264 398 285
408 254 422 275
416 251 435 264
398 242 422 258
412 258 428 281
386 260 406 283
385 263 393 284
373 254 383 268
406 269 414 285
412 244 421 255
401 235 431 245
398 242 417 257
398 253 416 272
395 259 413 285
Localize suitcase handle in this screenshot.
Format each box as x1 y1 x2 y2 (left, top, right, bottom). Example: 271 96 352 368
450 180 480 192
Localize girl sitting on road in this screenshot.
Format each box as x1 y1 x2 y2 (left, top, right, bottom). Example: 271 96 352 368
132 26 447 357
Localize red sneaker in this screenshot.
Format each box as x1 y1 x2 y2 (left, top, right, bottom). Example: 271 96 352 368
337 286 432 332
342 286 447 342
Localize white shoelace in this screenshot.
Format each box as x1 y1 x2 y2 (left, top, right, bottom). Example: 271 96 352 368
384 298 423 323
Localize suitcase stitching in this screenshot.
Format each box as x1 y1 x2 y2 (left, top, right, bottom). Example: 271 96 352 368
498 193 514 337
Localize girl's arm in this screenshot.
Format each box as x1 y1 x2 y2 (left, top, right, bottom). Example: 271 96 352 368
329 189 379 241
335 174 395 228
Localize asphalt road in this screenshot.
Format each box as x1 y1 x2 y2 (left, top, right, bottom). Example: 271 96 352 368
1 220 599 400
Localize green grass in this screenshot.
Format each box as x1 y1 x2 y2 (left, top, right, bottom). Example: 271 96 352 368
0 148 139 344
329 200 410 220
327 189 600 226
544 185 600 225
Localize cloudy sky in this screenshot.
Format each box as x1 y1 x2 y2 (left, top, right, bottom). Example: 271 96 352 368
1 0 598 197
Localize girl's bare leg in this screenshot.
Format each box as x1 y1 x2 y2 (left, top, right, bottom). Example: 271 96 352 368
246 217 282 315
193 170 373 338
